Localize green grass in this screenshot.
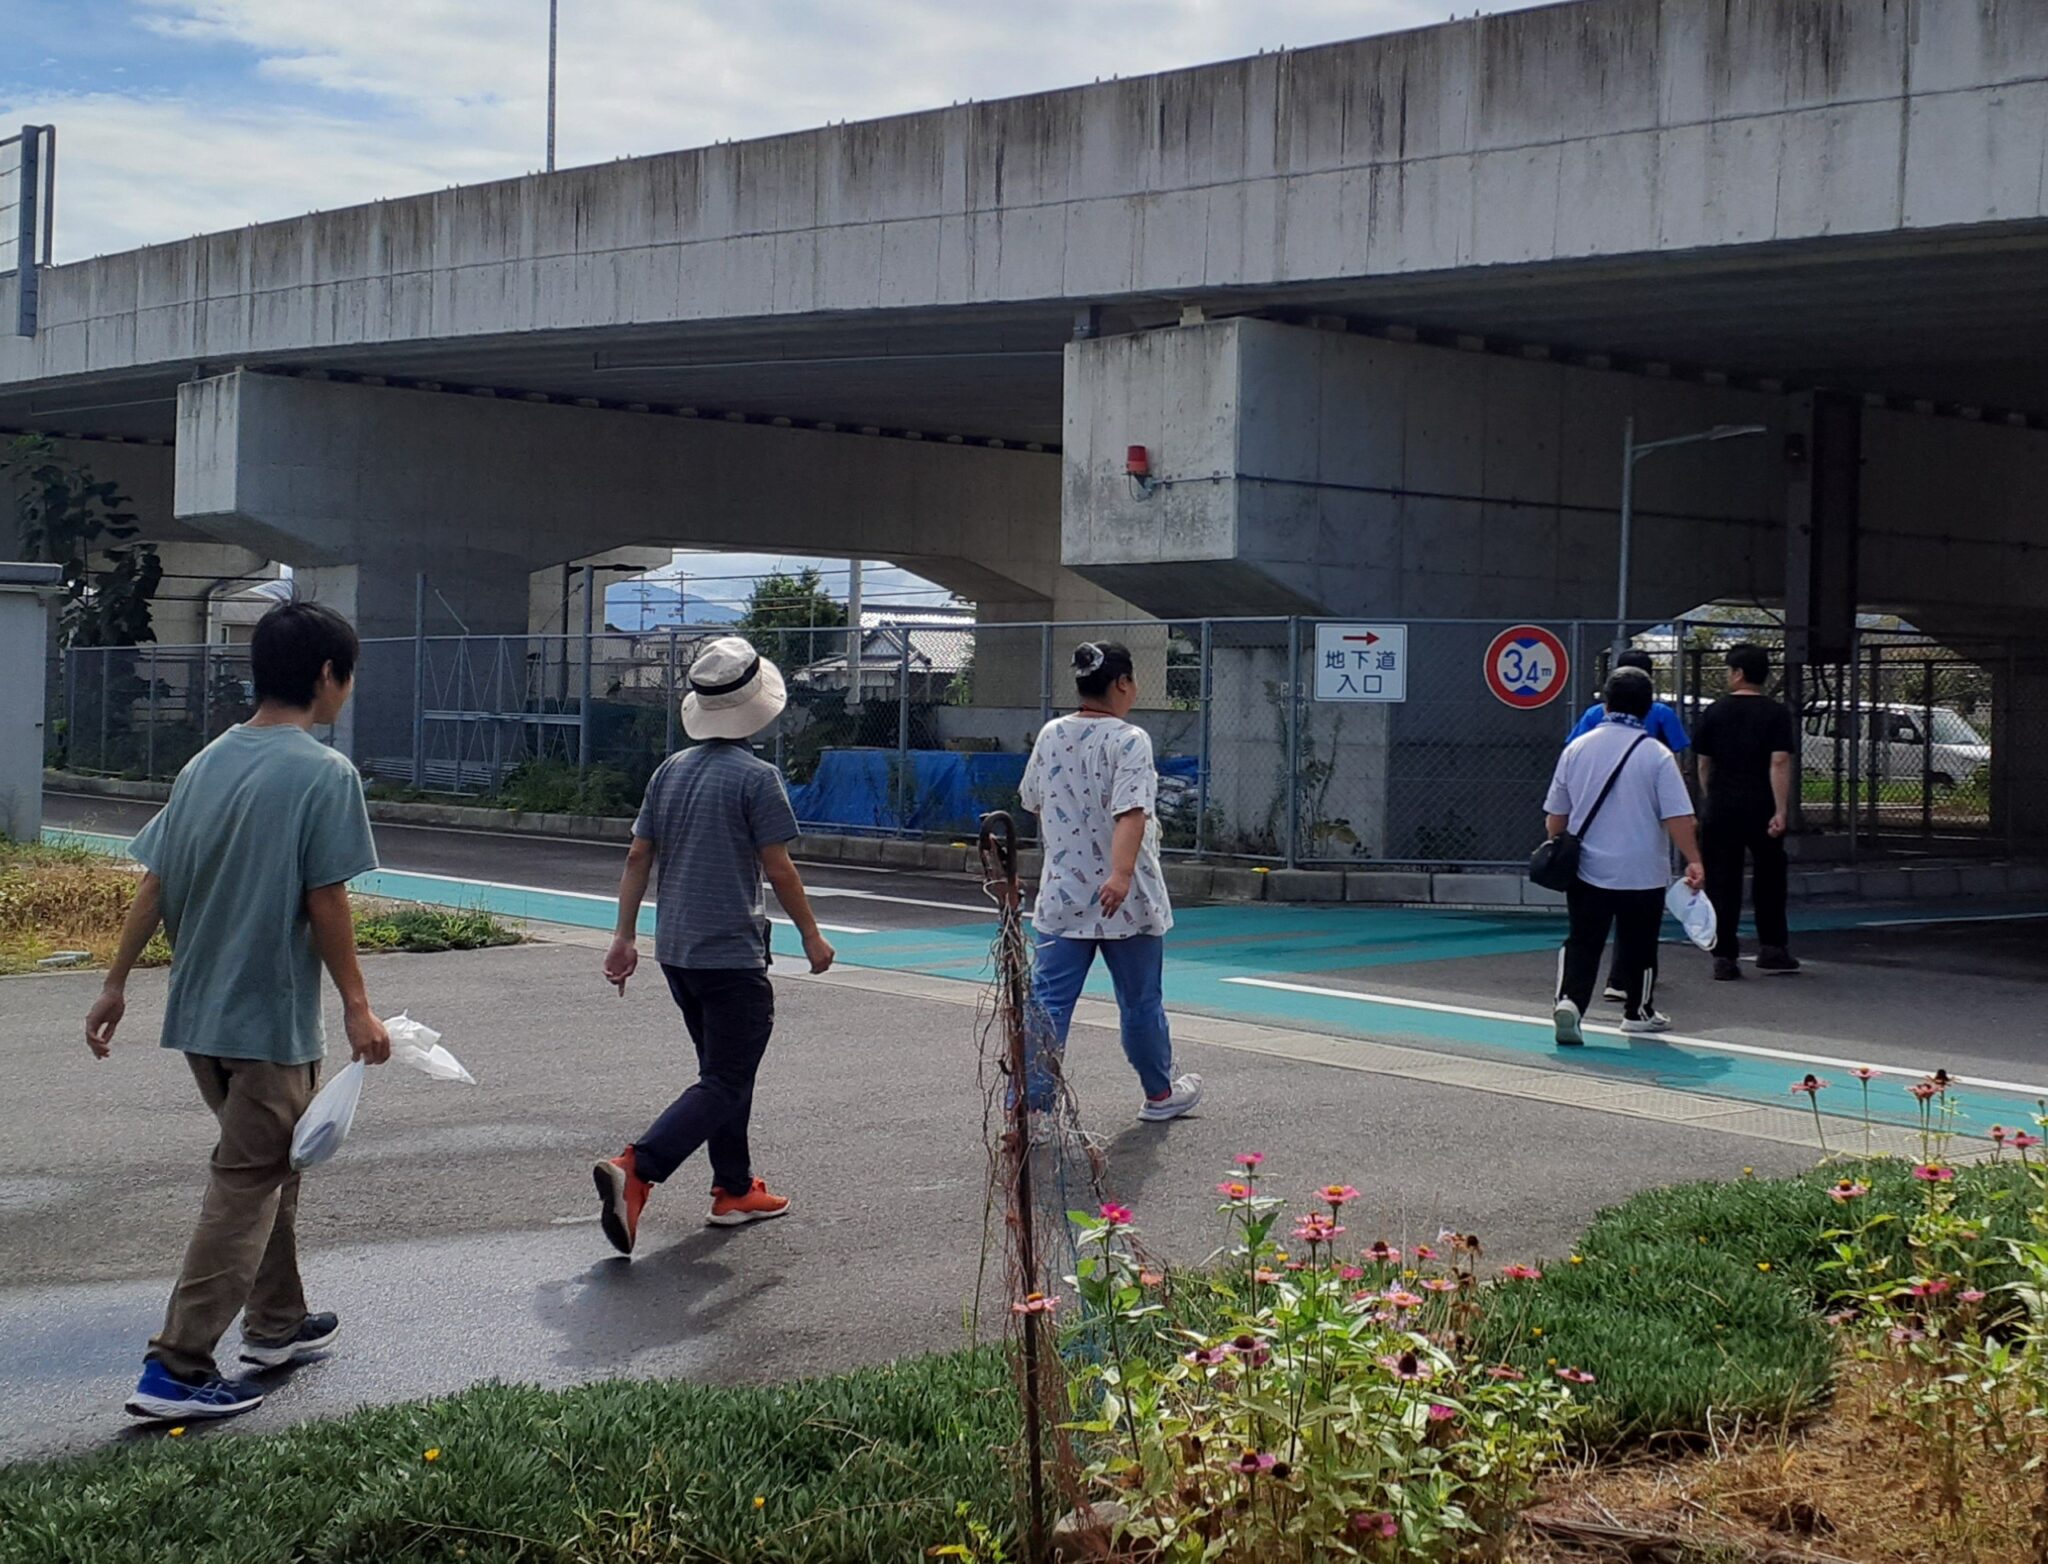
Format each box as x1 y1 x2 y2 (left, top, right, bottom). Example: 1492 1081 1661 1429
353 904 522 955
4 1167 2023 1559
0 1352 1017 1564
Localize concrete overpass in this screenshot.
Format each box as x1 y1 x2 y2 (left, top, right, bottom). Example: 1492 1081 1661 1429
4 0 2046 713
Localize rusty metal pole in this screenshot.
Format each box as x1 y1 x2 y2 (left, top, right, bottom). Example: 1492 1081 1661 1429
979 810 1047 1564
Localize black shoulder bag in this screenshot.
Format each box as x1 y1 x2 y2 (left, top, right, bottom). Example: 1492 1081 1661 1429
1529 733 1650 892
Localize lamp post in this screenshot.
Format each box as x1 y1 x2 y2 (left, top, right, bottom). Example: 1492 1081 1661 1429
545 0 558 173
1614 418 1768 654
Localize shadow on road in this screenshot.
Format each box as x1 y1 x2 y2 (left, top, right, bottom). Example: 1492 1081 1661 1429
532 1228 781 1372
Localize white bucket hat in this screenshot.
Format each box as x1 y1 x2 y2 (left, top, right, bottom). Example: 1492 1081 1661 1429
680 635 787 741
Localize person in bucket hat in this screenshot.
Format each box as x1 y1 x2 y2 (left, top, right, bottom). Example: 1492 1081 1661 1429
594 636 834 1253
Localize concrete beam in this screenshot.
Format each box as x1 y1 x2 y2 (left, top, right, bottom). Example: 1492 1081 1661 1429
172 370 1120 634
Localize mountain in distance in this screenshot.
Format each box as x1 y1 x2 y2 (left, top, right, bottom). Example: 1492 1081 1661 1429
605 581 744 631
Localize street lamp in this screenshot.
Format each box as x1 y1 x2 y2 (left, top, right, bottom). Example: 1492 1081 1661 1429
1614 418 1768 653
546 0 558 173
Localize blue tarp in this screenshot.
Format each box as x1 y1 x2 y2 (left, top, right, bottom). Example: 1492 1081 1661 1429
787 748 1197 836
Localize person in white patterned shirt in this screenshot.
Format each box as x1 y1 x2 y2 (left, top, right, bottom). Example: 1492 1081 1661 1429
1018 641 1203 1124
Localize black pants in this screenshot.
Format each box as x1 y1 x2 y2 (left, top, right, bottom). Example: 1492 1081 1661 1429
1558 884 1663 1020
1702 804 1789 961
633 965 775 1192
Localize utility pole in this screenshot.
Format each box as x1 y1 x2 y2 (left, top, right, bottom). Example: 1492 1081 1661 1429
546 0 558 173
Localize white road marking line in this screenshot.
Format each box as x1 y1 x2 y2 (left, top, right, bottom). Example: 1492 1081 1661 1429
1857 911 2048 929
807 886 996 915
1222 975 2048 1098
363 867 876 936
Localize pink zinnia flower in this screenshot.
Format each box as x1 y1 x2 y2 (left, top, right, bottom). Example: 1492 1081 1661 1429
1364 1240 1401 1264
1422 1278 1458 1294
1225 1450 1277 1475
1851 1067 1878 1082
1500 1264 1543 1282
1139 1270 1164 1287
1338 1265 1364 1282
1413 1244 1440 1262
1962 1289 1987 1304
1293 1215 1344 1244
1253 1268 1283 1285
1912 1164 1956 1183
1889 1325 1927 1345
1351 1511 1398 1539
1910 1079 1942 1102
1907 1277 1954 1299
1485 1365 1526 1382
1824 1309 1858 1327
1235 1152 1265 1169
1379 1351 1432 1382
1384 1289 1424 1310
1556 1367 1596 1385
1185 1345 1231 1367
1992 1126 2010 1144
1319 1183 1361 1208
1099 1203 1133 1226
1217 1181 1254 1201
1790 1074 1829 1095
1426 1403 1457 1423
1012 1292 1059 1316
2014 1133 2043 1151
1828 1179 1869 1203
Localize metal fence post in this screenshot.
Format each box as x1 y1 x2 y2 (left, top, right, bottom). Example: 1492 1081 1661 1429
145 645 158 780
63 647 76 771
578 563 595 772
199 644 212 747
97 649 110 771
1196 619 1213 856
1285 616 1302 868
411 572 427 790
1921 656 1935 843
1039 622 1054 730
664 631 678 757
896 631 913 834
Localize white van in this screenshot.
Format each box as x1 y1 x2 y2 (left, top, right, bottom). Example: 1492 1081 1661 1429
1801 704 1989 789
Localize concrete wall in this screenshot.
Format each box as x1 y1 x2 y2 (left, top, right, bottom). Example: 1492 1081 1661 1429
7 0 2044 389
0 580 53 841
1064 319 1789 621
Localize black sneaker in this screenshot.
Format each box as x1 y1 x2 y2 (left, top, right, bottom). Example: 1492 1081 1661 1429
1757 948 1801 973
1713 958 1743 981
240 1312 340 1370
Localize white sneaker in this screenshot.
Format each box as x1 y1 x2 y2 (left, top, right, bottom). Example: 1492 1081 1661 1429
1553 999 1584 1046
1602 985 1627 1004
1138 1073 1203 1122
1621 1011 1673 1035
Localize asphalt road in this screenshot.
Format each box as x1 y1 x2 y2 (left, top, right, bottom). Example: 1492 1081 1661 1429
0 942 1811 1467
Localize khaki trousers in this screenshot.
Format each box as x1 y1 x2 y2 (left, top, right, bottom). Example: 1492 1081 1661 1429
148 1054 318 1382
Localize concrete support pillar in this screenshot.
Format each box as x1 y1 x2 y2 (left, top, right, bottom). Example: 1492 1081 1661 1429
0 563 60 842
1063 318 1789 623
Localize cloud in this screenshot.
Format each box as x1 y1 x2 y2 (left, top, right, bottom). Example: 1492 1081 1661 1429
8 0 1532 259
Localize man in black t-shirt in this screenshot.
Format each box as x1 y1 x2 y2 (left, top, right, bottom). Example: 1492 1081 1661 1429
1691 643 1799 980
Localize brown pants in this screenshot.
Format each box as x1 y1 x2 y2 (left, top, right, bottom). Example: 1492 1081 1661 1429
148 1054 319 1382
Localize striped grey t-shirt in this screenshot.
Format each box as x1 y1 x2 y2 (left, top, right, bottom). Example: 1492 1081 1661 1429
633 742 800 969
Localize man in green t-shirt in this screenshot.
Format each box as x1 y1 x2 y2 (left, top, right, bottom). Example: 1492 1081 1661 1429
86 599 390 1422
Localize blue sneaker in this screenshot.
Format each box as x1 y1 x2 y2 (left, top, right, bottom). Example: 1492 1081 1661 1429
239 1312 340 1370
125 1359 264 1421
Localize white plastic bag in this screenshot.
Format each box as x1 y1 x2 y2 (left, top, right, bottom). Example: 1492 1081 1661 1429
290 1060 364 1171
386 1013 476 1085
1666 881 1719 953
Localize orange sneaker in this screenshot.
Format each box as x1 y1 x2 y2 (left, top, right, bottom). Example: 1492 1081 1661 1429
708 1179 789 1227
593 1148 651 1254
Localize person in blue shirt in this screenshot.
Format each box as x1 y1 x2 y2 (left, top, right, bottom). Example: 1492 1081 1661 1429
1564 650 1691 1004
1569 650 1689 752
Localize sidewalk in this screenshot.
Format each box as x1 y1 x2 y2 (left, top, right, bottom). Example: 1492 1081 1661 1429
0 937 1838 1466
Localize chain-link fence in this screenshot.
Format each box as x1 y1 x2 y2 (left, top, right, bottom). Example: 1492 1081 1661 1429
50 614 2038 866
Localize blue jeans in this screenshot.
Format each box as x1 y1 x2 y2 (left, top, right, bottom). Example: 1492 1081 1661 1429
1028 933 1174 1110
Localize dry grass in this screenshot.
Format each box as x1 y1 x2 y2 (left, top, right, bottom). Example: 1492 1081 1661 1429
0 842 167 974
1523 1360 2043 1563
0 843 518 975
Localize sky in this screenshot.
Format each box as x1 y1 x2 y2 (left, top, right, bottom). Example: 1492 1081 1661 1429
2 0 1531 608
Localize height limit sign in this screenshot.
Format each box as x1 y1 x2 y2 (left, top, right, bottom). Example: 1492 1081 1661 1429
1314 623 1408 702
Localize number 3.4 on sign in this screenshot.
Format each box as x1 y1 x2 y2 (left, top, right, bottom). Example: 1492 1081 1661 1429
1314 624 1407 702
